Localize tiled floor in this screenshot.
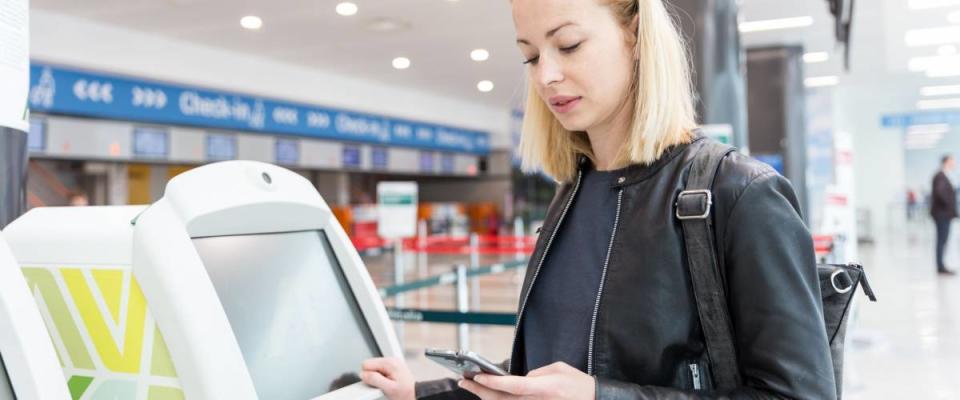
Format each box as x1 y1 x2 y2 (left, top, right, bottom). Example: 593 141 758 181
365 221 960 398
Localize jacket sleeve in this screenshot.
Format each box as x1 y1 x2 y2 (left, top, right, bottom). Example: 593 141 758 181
934 174 953 209
414 378 478 400
595 172 837 400
414 359 511 400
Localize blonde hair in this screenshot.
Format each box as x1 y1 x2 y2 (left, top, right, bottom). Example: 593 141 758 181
518 0 698 182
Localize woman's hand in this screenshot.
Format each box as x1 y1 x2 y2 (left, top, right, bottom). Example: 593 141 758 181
360 357 416 400
458 362 595 400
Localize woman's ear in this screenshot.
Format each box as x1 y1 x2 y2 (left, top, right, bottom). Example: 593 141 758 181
630 14 640 60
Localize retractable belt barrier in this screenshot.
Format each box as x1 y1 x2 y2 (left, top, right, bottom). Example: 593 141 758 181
379 258 528 327
378 258 528 298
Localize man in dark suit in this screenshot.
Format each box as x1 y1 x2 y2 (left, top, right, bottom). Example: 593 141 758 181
932 154 958 276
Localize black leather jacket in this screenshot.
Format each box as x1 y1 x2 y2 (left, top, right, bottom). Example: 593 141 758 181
417 137 836 399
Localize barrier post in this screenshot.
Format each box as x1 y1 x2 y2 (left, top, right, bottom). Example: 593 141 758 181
456 264 470 350
417 220 429 308
469 232 481 310
394 239 406 347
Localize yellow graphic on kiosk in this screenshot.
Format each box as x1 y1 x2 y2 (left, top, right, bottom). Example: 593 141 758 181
22 266 184 400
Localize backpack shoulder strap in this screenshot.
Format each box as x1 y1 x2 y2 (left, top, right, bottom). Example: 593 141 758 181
676 139 741 390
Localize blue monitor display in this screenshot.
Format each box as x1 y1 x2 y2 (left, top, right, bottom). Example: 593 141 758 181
27 119 45 152
420 152 435 173
441 154 455 173
206 134 237 161
371 147 388 170
275 138 300 165
342 145 361 168
133 127 169 158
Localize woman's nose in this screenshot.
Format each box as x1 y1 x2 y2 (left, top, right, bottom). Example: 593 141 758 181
534 55 564 87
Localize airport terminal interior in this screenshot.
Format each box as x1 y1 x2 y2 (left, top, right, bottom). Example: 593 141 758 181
1 0 960 399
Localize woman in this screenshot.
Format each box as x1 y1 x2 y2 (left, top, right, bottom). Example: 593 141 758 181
361 0 836 398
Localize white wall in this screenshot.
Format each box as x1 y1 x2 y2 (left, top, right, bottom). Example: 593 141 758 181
28 9 513 149
833 81 914 238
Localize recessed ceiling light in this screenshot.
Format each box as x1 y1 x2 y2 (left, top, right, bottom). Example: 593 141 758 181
917 97 960 109
804 76 839 88
905 26 960 46
392 57 411 70
922 84 960 96
739 16 814 33
471 49 490 62
803 52 829 63
240 15 263 30
477 80 494 92
366 17 410 33
908 0 960 9
336 2 359 16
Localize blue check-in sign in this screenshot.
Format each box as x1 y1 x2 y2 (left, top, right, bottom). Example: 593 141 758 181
28 62 491 155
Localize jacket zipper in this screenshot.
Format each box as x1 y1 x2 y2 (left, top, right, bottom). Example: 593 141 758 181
690 363 702 390
586 188 624 375
507 170 583 373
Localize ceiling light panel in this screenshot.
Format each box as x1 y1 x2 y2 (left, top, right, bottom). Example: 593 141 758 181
917 97 960 109
905 26 960 46
921 84 960 96
739 16 814 33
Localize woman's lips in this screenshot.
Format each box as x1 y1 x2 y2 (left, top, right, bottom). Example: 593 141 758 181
549 96 582 114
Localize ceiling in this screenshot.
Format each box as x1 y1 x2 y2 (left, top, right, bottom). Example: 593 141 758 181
30 0 960 111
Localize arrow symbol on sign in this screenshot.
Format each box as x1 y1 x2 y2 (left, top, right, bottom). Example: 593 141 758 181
87 81 101 102
155 90 167 108
133 87 144 106
73 80 87 100
101 83 113 103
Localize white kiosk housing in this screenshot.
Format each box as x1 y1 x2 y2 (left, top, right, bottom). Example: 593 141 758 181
3 161 401 400
133 161 401 400
0 231 71 400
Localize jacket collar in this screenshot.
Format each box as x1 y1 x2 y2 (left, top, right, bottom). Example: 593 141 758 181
577 135 706 189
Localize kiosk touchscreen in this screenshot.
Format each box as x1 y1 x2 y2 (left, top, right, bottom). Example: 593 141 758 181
0 231 71 400
133 161 401 400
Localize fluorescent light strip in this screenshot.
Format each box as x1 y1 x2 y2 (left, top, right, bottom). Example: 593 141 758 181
907 124 950 135
908 55 960 72
917 97 960 109
805 76 839 87
927 68 960 77
908 0 960 9
950 10 960 23
739 16 814 33
905 26 960 46
803 52 830 63
922 84 960 96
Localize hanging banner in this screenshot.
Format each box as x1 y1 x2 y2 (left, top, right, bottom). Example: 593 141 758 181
28 62 490 155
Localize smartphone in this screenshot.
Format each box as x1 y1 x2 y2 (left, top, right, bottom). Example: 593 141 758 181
424 349 509 379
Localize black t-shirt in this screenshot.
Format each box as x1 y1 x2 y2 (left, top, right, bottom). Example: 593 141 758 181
521 165 622 374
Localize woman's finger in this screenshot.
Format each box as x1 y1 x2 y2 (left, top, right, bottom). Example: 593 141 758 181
360 370 396 391
473 374 539 396
459 378 513 399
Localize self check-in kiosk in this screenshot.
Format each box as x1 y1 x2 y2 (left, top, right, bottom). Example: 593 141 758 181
5 161 401 400
0 231 71 400
133 160 401 400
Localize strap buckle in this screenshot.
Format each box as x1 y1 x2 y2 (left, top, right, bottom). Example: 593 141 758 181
676 190 713 220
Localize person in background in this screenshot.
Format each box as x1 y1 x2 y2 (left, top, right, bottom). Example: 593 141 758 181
68 192 89 207
931 154 957 276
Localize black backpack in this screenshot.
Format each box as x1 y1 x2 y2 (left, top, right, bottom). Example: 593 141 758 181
675 140 877 399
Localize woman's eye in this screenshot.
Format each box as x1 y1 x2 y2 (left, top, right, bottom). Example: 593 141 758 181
523 56 540 65
560 42 582 53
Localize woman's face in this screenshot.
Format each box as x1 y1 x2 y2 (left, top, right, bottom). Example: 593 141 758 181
513 0 636 133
